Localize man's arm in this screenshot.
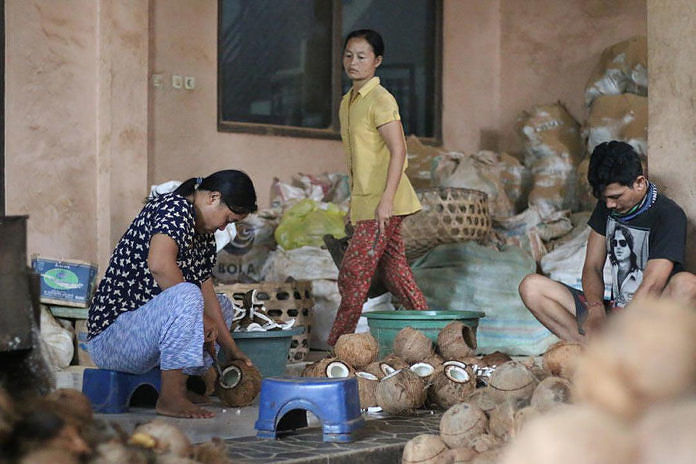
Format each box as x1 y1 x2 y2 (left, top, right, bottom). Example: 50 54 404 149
581 230 608 336
631 258 674 301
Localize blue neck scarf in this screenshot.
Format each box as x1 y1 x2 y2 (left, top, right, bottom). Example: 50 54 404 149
610 181 657 222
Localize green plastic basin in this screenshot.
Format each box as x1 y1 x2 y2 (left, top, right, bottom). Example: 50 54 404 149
364 310 485 359
229 327 305 378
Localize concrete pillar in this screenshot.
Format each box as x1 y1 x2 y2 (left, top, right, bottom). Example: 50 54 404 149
647 0 696 269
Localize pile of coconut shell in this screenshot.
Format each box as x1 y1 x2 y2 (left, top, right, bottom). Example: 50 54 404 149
401 297 696 464
0 387 234 464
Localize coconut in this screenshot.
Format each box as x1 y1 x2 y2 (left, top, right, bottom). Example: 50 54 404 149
402 434 451 464
513 406 540 435
18 447 80 464
635 398 696 464
487 361 538 403
542 341 583 380
498 405 634 464
489 400 522 442
156 455 200 464
437 321 477 360
447 446 479 463
379 354 409 376
375 369 426 415
439 402 488 449
131 420 192 458
466 388 498 414
192 437 232 464
429 364 476 409
45 388 94 426
480 351 512 367
363 361 386 379
355 372 379 409
531 376 572 412
471 449 503 464
410 362 436 382
303 357 354 378
470 433 500 453
90 442 149 464
393 327 434 363
215 360 262 407
424 353 445 370
520 356 549 381
573 298 696 419
334 333 379 369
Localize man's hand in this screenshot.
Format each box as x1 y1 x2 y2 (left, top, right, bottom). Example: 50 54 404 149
581 303 606 339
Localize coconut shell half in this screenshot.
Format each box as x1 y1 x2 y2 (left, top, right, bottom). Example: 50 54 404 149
488 361 538 404
531 376 572 412
379 354 409 376
542 341 583 380
439 402 488 449
437 321 477 360
132 419 192 457
216 360 262 407
428 365 476 409
393 327 434 364
302 357 354 378
334 333 379 369
375 369 426 415
402 434 451 464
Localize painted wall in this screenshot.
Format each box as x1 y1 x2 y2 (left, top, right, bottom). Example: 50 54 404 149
647 0 696 268
4 0 648 270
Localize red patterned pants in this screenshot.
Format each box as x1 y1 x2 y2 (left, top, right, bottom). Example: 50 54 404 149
327 216 428 346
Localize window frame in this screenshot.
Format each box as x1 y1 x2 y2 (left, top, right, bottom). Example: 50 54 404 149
216 0 443 145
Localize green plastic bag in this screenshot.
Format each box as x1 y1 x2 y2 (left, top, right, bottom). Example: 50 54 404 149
275 199 346 250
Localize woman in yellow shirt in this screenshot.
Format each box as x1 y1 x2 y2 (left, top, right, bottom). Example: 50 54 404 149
328 29 428 346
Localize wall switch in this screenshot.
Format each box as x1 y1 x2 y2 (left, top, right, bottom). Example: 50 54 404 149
151 73 163 88
184 76 196 90
172 74 183 89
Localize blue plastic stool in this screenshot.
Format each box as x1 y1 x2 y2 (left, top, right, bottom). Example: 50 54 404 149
254 376 364 443
82 368 161 413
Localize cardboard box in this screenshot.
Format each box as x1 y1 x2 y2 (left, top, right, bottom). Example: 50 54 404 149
31 256 97 308
74 320 96 367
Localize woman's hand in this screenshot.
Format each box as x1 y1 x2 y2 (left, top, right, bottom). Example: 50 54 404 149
226 347 253 367
375 197 393 235
203 314 218 343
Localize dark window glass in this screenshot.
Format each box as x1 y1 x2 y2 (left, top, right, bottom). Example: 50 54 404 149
218 0 440 141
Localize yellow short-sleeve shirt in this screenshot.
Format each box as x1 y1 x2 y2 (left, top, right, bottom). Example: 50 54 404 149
339 77 421 222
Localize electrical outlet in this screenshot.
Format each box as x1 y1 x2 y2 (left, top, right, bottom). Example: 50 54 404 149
151 73 163 88
172 74 183 89
184 76 196 90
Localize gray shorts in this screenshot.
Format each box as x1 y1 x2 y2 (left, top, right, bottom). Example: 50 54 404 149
561 283 611 336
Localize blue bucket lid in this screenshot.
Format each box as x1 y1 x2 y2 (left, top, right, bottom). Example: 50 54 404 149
231 326 305 339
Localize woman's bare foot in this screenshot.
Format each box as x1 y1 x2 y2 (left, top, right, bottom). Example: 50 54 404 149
186 390 211 405
156 395 214 419
158 369 215 418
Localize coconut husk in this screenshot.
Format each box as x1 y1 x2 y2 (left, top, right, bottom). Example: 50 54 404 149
375 369 426 415
447 446 479 463
437 321 477 360
393 327 434 364
439 402 488 449
531 376 572 412
45 388 94 427
334 333 379 369
379 354 409 376
498 406 634 464
519 356 548 382
513 406 540 437
192 437 233 464
466 388 498 415
402 434 451 464
423 353 445 371
471 448 503 464
17 447 81 464
573 298 696 419
363 361 386 379
489 400 521 442
302 357 354 378
542 341 582 380
90 442 149 464
635 398 696 464
470 433 501 453
132 419 192 457
216 360 262 407
428 365 476 409
488 361 538 404
480 351 512 367
355 372 379 409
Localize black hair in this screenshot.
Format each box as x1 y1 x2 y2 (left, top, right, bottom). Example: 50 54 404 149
174 169 257 214
587 141 643 199
343 29 384 57
609 224 639 271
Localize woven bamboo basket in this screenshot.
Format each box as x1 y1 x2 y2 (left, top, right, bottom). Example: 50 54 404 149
215 281 314 362
401 187 491 260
